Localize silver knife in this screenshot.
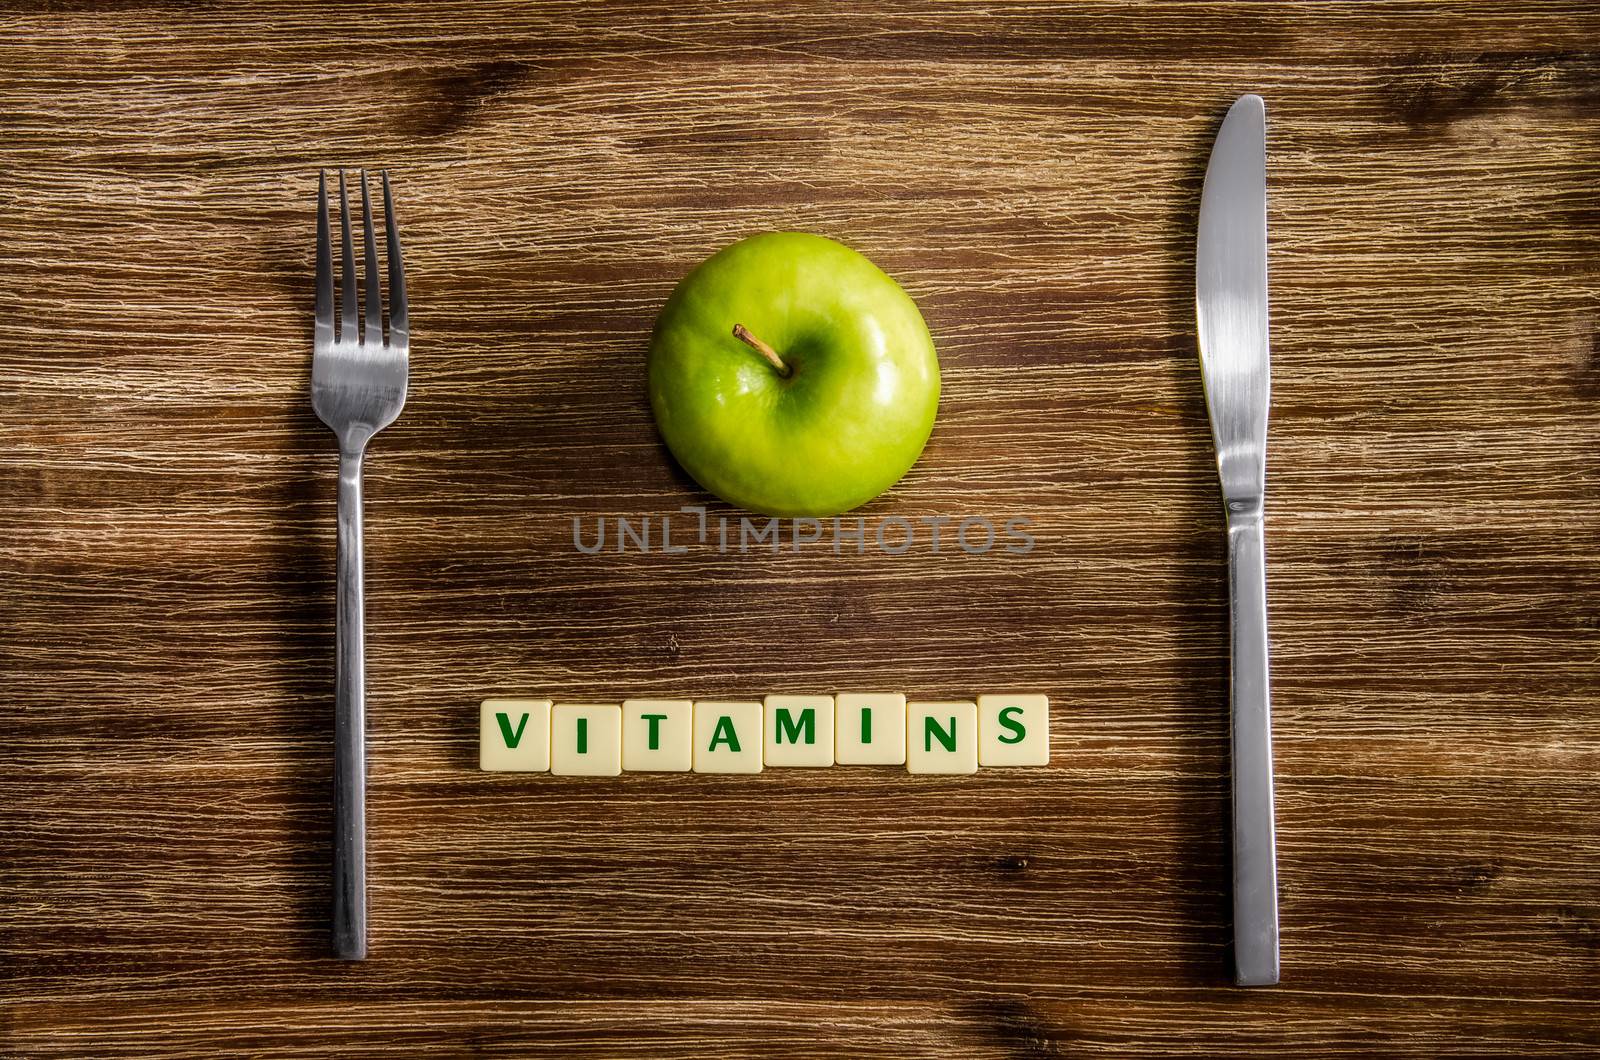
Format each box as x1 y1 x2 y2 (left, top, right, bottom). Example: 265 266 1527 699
1196 93 1279 987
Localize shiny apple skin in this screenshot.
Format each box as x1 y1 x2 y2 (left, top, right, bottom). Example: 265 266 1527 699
648 232 940 518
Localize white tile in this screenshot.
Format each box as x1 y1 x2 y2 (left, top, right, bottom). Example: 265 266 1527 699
622 699 693 772
550 703 622 776
978 694 1051 767
479 699 551 772
835 692 907 765
692 701 763 774
763 695 835 767
905 701 978 775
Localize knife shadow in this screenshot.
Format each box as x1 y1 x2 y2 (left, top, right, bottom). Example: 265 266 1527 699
1157 100 1237 988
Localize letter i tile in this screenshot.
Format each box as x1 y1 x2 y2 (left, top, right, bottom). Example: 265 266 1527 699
835 692 907 765
551 703 623 776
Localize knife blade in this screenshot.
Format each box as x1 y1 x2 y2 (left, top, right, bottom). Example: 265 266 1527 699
1196 92 1279 987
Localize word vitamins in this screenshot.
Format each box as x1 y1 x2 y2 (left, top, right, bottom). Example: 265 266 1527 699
480 694 1049 776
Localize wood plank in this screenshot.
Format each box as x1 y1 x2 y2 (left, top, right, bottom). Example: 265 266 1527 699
3 1 1598 1054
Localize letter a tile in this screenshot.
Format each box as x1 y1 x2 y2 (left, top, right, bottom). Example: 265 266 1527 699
693 701 763 774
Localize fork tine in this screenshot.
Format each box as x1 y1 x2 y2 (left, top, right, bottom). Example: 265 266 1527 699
315 171 334 344
381 171 408 344
337 169 358 343
360 171 382 344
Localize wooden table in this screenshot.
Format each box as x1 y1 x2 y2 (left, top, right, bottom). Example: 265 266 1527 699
5 2 1598 1055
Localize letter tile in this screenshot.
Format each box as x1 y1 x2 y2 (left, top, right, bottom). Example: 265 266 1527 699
479 699 552 772
835 692 907 765
978 694 1051 767
622 699 693 772
764 695 835 767
692 700 763 774
906 701 978 775
550 703 622 777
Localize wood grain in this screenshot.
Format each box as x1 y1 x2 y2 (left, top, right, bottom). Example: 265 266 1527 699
3 1 1599 1055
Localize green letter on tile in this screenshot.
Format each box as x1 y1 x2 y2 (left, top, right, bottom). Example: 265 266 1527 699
577 716 589 755
496 712 530 749
860 707 872 744
643 713 667 750
998 706 1027 744
709 715 741 753
774 708 814 745
925 715 957 753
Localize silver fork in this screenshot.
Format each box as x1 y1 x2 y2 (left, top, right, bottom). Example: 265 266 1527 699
312 169 408 961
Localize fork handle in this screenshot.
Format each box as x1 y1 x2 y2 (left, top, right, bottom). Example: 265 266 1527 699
1228 506 1278 986
333 444 368 960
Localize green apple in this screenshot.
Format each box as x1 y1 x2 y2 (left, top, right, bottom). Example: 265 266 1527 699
647 232 940 518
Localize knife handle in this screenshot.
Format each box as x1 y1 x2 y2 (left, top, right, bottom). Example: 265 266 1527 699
1227 506 1279 986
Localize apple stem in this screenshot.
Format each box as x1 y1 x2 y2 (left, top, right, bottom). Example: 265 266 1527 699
732 323 791 378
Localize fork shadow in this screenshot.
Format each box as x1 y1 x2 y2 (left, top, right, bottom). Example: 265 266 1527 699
259 327 341 961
